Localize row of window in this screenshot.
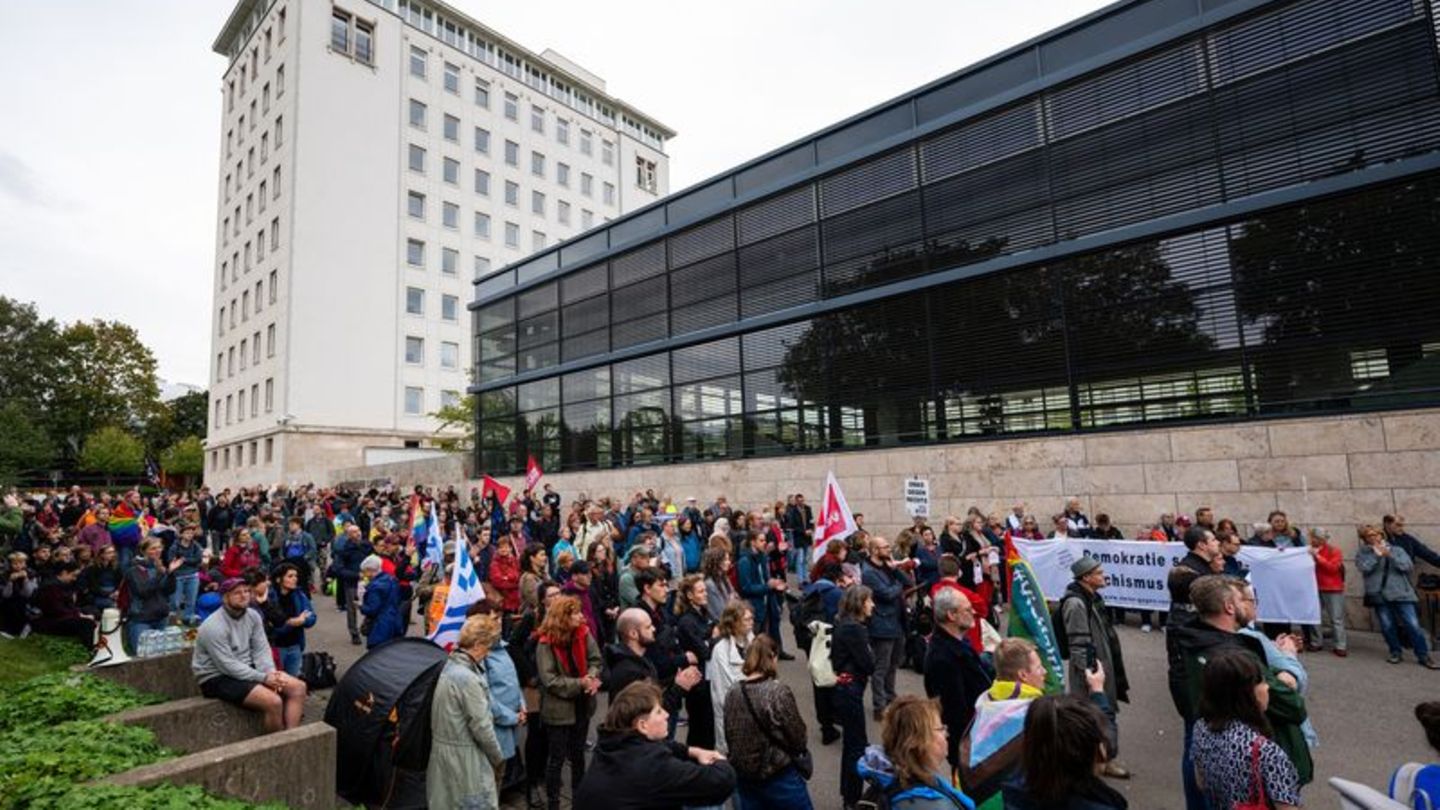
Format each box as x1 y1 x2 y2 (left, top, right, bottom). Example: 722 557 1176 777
405 140 616 206
384 0 665 150
224 6 286 107
216 323 278 383
404 286 462 321
218 270 279 335
405 386 463 416
476 171 1440 473
223 116 284 221
406 185 595 236
403 336 462 370
224 68 284 161
331 8 375 65
215 378 275 428
211 437 274 473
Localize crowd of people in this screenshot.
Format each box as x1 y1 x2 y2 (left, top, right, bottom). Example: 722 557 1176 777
3 482 1440 809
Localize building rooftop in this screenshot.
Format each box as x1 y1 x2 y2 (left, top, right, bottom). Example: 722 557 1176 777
479 0 1273 301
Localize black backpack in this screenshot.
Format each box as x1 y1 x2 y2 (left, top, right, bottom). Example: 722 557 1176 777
792 588 829 653
301 650 338 690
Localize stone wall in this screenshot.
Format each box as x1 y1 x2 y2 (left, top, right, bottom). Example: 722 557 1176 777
528 408 1440 631
107 697 267 754
329 452 470 491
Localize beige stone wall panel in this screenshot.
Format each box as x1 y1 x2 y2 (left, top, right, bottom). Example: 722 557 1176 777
1267 416 1384 457
1085 432 1171 465
1145 460 1240 493
1383 412 1440 451
1237 455 1350 491
1169 425 1270 461
1062 464 1146 495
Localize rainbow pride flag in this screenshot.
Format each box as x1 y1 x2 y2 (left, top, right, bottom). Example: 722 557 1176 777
1005 559 1064 695
109 502 143 546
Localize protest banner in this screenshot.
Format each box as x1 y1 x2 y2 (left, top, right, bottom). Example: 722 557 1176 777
1012 538 1320 624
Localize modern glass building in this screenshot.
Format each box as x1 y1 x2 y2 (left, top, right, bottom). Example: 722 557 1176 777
470 0 1440 476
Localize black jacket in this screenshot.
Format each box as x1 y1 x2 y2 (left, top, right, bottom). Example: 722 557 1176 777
832 617 875 683
603 642 684 714
641 600 688 682
575 730 736 810
924 627 991 764
674 605 715 668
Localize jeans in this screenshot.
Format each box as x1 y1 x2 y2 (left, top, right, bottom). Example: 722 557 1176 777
764 595 786 654
126 618 168 656
1303 591 1348 650
868 636 904 712
209 529 228 555
277 644 303 677
342 581 360 638
117 545 136 573
545 714 588 810
170 574 199 624
786 546 810 587
737 767 813 810
1374 600 1430 660
834 683 868 806
812 682 836 736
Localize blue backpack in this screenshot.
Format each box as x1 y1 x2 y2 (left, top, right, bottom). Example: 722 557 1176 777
1392 762 1440 809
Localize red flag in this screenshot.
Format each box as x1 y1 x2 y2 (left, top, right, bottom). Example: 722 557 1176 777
813 471 857 561
525 455 543 491
480 475 512 505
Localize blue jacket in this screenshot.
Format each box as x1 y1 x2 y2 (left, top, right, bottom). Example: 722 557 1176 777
334 539 373 584
680 531 703 574
269 587 316 649
736 548 771 624
857 746 975 809
486 639 525 759
802 578 843 623
861 560 909 640
360 573 405 648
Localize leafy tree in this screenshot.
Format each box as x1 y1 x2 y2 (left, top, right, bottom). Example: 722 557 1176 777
142 390 208 456
0 403 54 486
78 427 145 485
432 394 476 452
0 298 162 463
160 436 204 483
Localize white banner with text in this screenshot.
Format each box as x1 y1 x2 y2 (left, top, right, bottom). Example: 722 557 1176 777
1012 539 1320 625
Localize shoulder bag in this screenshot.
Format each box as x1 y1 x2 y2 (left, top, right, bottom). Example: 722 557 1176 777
739 681 814 780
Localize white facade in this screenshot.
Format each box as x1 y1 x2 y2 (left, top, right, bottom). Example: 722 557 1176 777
205 0 673 488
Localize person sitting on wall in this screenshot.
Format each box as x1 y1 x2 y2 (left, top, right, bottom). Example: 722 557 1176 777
192 577 307 733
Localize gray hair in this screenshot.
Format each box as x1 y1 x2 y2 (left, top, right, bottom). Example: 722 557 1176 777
360 554 384 574
933 587 970 621
1310 526 1331 541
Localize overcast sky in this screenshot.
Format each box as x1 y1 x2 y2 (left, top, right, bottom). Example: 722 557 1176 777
0 0 1111 386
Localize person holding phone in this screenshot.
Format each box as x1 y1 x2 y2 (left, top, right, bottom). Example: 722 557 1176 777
1059 557 1131 780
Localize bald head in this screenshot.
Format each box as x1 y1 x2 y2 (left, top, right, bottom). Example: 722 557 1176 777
617 608 652 646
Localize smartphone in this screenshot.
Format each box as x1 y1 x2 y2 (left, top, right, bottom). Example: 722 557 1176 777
1085 645 1098 672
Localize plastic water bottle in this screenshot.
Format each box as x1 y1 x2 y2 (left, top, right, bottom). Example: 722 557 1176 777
137 630 154 658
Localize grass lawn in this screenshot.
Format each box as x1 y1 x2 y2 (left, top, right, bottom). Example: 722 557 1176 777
0 635 90 685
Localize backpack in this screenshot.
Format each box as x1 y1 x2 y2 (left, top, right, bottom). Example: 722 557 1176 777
792 587 829 652
115 576 132 616
1391 762 1440 809
301 651 338 690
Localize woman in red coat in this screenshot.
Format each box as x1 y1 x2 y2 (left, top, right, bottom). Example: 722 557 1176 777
488 537 522 614
220 528 261 578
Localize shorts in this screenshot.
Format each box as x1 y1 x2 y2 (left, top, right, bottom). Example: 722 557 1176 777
200 674 261 705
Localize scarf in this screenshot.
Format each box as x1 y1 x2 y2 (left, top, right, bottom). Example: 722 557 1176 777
544 624 589 679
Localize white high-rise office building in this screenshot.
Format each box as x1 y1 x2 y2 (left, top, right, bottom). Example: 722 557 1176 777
206 0 673 487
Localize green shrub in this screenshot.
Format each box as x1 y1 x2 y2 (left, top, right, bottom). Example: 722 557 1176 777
0 672 161 734
44 783 288 810
0 720 171 808
0 636 92 685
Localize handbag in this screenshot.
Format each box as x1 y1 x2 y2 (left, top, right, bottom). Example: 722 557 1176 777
1364 558 1393 608
739 682 814 780
1233 736 1268 810
808 620 837 688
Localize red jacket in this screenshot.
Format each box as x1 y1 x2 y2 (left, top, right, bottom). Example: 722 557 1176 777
489 551 521 612
931 579 988 653
1314 543 1345 593
220 544 260 579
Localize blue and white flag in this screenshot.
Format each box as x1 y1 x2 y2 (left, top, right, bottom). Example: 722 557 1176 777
423 501 445 571
430 531 482 650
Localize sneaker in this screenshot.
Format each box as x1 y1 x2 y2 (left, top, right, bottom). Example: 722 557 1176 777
1423 657 1440 670
351 634 363 646
821 727 841 745
1387 653 1403 664
1140 624 1152 633
1333 648 1348 657
778 651 796 661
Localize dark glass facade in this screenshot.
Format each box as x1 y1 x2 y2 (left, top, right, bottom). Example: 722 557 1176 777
472 0 1440 475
